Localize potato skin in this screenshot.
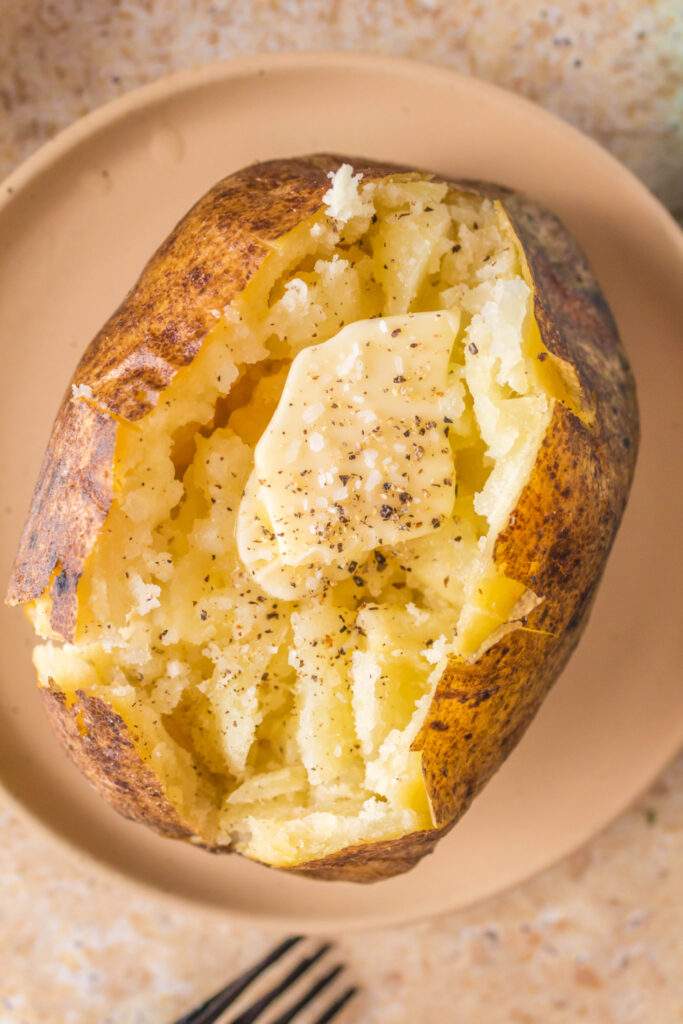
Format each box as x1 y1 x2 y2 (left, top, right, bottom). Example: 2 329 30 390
7 156 400 638
7 156 638 882
41 686 193 840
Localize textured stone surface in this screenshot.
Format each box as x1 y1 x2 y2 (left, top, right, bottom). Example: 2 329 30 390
1 756 682 1023
1 1 682 217
1 2 682 1021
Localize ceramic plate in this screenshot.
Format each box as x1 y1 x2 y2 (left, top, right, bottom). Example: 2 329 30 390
1 53 681 932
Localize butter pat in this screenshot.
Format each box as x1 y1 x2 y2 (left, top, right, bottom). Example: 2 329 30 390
237 312 459 598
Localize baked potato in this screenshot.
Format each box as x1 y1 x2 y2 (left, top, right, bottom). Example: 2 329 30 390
7 155 638 882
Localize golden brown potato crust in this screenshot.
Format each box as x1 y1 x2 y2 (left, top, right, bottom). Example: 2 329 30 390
6 155 400 638
41 686 194 840
414 186 639 831
7 157 638 883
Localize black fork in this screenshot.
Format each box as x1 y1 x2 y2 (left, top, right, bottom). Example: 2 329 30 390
172 936 358 1024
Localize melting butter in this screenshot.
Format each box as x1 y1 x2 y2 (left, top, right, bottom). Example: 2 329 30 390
237 312 459 598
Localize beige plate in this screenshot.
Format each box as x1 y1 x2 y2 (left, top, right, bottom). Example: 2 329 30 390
1 53 682 933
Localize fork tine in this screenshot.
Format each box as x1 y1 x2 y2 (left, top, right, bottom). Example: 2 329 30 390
173 935 303 1024
268 963 345 1024
227 942 332 1024
311 986 359 1024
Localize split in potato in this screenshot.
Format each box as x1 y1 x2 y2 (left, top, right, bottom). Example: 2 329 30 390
8 157 638 881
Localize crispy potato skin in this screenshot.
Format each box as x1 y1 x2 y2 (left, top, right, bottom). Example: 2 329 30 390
7 157 638 883
41 686 193 840
415 186 640 831
6 155 399 636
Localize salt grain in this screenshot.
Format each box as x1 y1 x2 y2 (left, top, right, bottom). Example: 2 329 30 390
336 342 361 378
303 402 324 425
365 469 382 492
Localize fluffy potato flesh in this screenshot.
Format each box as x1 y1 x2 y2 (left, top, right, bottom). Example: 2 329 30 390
32 171 565 867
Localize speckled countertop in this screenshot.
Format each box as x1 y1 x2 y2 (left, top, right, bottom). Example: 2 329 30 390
1 3 682 1022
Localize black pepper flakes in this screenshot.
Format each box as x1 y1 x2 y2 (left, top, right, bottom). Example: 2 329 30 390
373 550 387 571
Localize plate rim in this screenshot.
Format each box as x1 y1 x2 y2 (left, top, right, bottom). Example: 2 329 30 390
2 50 682 933
2 50 681 243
